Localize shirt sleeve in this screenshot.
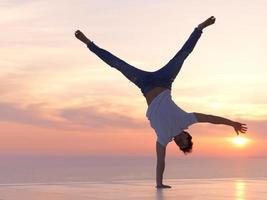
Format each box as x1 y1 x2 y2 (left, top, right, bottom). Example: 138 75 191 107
189 112 198 125
157 137 168 147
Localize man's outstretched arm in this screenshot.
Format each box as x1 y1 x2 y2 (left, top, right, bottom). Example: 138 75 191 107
193 112 248 135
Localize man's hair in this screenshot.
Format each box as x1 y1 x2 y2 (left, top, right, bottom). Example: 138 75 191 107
174 131 193 154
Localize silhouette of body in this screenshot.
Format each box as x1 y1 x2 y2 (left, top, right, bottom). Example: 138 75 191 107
75 16 247 189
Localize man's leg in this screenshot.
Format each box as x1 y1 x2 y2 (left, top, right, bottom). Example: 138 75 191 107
87 42 148 84
154 16 215 82
75 30 148 87
154 27 203 80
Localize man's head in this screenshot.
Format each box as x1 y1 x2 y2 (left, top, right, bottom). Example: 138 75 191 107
173 131 193 154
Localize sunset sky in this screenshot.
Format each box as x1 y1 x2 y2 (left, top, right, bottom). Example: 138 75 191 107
1 0 266 157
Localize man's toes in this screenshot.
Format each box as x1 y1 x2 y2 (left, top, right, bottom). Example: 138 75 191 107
75 30 82 36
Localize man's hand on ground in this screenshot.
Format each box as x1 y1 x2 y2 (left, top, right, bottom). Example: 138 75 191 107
156 184 172 189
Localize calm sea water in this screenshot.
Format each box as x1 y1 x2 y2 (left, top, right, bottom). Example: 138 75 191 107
0 156 266 200
0 156 266 184
0 179 267 200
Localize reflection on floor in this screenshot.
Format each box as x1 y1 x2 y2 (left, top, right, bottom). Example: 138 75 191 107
0 178 266 200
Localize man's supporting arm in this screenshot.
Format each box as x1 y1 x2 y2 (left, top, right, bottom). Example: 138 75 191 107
156 142 171 188
193 112 247 135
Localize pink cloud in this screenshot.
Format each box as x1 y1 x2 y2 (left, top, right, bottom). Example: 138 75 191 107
0 102 147 131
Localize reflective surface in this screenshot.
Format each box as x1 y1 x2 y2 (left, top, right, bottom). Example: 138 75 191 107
0 179 266 200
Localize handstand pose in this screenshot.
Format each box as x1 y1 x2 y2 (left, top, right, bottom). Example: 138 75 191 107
75 16 247 189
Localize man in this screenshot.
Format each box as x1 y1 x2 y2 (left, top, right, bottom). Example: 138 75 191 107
75 16 247 188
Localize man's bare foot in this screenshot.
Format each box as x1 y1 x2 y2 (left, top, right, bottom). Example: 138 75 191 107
198 16 216 30
156 184 172 189
75 30 91 45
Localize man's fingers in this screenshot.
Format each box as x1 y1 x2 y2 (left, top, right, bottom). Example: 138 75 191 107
156 185 172 189
234 122 248 135
241 129 247 133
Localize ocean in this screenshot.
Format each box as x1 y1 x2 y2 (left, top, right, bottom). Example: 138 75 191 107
0 156 266 199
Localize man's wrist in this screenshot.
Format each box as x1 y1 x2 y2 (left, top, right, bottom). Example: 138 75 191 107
156 181 163 186
229 121 236 127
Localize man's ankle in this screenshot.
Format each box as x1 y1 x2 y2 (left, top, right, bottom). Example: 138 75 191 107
197 24 204 31
86 39 92 45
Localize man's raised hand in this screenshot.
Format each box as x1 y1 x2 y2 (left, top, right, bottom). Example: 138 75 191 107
233 122 248 135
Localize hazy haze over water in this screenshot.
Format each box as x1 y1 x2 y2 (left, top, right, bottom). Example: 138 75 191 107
0 156 266 184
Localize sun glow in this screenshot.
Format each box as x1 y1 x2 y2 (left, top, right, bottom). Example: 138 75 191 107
231 136 249 147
